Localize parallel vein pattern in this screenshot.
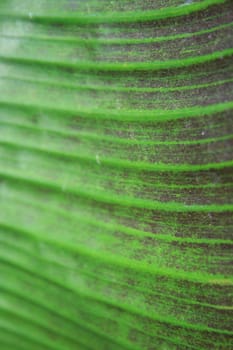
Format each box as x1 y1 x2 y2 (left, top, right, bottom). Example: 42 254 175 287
0 0 232 349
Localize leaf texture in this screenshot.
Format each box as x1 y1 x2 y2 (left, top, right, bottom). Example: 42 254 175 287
0 0 232 349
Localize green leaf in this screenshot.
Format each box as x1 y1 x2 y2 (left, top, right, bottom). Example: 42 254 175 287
0 0 232 349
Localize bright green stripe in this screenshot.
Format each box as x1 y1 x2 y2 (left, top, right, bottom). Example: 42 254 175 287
2 143 231 192
0 150 232 212
1 73 233 95
0 262 220 348
1 138 233 172
0 173 232 246
1 246 231 317
0 254 229 348
0 250 232 337
0 193 232 286
1 21 232 45
1 152 232 215
0 241 230 318
1 58 231 91
0 47 232 71
1 118 233 147
0 0 226 24
1 184 232 276
154 183 233 190
0 99 232 122
1 222 232 310
1 263 231 342
0 144 233 214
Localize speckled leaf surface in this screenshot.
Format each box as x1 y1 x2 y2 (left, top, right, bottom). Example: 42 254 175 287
0 0 232 349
